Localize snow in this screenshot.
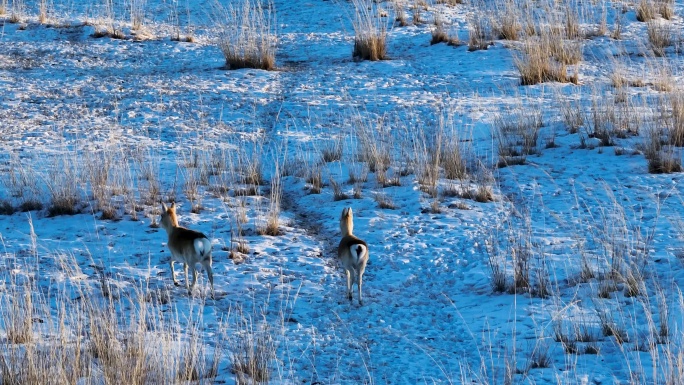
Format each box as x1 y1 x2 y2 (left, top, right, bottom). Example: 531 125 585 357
1 0 684 383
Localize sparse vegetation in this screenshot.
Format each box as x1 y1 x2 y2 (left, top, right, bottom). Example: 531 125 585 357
229 307 276 384
467 13 491 51
214 0 276 70
258 167 282 236
647 21 673 57
636 0 657 22
514 35 579 85
352 0 387 61
495 106 543 166
3 0 684 383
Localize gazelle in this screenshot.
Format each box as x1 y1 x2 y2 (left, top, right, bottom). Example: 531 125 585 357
159 202 215 298
338 207 369 305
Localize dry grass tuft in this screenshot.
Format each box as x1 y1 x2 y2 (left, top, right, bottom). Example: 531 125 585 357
491 0 522 41
666 92 684 146
431 15 462 46
514 36 579 85
130 0 147 31
658 0 674 19
321 139 343 163
495 107 543 166
644 122 682 173
442 139 468 180
375 192 397 209
468 14 492 51
352 0 387 61
2 287 34 345
647 21 673 57
258 169 282 236
636 0 657 22
46 153 82 216
214 0 276 70
230 308 276 384
330 177 349 201
393 2 409 27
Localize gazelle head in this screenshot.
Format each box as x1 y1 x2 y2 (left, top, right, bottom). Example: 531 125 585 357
160 202 179 231
340 207 354 236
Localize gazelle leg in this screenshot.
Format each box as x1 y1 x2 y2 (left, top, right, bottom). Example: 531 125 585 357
357 265 366 306
202 261 215 299
189 265 198 295
346 269 353 301
184 263 190 292
170 260 179 286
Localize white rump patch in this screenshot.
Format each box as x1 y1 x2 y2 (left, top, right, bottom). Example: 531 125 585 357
194 238 211 258
349 244 367 263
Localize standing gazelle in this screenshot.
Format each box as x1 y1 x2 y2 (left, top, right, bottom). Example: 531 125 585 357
338 207 369 305
160 202 215 298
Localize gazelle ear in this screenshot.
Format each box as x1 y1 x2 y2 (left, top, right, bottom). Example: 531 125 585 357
170 202 176 211
347 207 353 217
341 207 349 217
162 202 168 211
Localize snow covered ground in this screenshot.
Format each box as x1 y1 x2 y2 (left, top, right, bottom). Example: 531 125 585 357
1 0 684 383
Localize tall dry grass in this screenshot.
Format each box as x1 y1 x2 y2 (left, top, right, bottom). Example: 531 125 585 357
351 0 388 61
229 306 276 384
0 255 222 385
45 152 83 216
130 0 147 31
514 34 579 85
213 0 276 70
647 20 673 57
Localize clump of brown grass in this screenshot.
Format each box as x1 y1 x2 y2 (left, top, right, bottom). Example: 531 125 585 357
307 168 323 194
375 192 397 209
214 0 276 70
431 16 448 44
330 177 349 201
431 15 462 46
321 139 343 163
514 35 579 85
495 108 543 167
352 0 387 61
441 134 468 180
666 92 684 146
643 127 682 174
559 94 584 134
357 117 392 174
647 21 673 57
91 0 128 40
258 169 282 236
415 144 440 198
658 0 674 19
130 0 147 31
7 0 23 23
411 1 423 25
46 152 82 216
393 1 409 27
491 0 521 41
348 163 369 184
636 0 657 22
230 308 276 384
2 154 43 212
237 149 264 186
2 286 34 345
468 14 492 51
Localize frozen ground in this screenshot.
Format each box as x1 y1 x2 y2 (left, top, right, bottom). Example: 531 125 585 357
1 0 684 383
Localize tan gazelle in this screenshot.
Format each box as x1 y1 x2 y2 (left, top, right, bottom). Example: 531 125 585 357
338 207 369 305
159 202 215 298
